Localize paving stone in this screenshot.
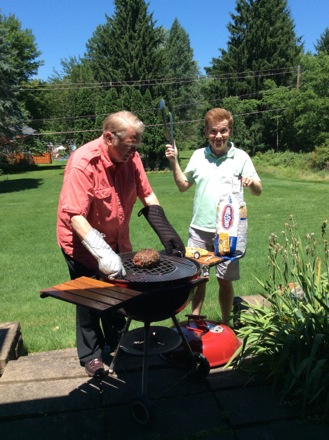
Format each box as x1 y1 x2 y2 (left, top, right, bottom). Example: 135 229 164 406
242 294 270 308
236 419 329 440
102 366 209 406
0 322 25 375
0 408 104 440
102 393 234 440
215 385 301 426
0 378 101 418
1 342 328 439
1 348 82 382
207 367 258 391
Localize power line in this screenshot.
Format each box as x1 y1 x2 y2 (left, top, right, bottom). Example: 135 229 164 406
32 107 288 137
18 67 297 92
27 83 295 125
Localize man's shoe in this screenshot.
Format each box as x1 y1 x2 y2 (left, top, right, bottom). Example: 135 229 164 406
84 358 108 378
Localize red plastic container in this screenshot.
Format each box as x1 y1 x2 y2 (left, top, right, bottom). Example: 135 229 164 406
171 316 241 367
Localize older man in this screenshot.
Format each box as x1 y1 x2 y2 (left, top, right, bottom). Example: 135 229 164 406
57 111 185 377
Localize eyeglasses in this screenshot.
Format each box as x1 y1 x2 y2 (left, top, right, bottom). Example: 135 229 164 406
111 131 140 150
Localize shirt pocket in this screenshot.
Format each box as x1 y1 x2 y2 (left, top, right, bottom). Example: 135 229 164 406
94 188 113 221
220 175 242 195
232 177 242 194
94 188 112 200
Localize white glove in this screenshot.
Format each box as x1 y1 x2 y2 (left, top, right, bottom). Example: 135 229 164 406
81 228 126 279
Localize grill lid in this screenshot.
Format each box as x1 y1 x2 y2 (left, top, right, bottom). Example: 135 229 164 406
119 251 199 283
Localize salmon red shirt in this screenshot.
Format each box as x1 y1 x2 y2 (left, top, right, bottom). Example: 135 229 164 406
57 136 153 270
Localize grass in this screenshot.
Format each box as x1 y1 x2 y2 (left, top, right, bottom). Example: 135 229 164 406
0 160 328 353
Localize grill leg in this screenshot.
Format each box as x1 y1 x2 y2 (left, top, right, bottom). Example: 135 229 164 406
171 315 197 368
141 321 151 397
109 316 132 374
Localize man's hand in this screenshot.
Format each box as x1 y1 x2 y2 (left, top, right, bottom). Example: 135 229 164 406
82 228 126 279
138 205 185 257
165 142 178 163
241 177 262 195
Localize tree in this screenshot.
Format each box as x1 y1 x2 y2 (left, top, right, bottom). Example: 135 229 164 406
162 19 202 147
205 0 303 97
138 89 166 170
315 27 329 55
43 60 99 146
1 13 42 83
293 53 329 151
259 81 298 151
0 12 43 149
95 87 121 129
252 53 329 153
163 19 199 89
85 0 163 88
20 80 51 133
0 22 24 148
221 96 263 154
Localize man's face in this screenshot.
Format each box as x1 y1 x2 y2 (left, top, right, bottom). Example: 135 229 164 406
106 127 141 163
205 119 231 157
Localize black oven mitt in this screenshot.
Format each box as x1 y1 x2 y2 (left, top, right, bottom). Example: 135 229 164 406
138 205 185 257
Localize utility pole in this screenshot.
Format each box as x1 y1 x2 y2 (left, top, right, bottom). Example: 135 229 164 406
296 65 301 89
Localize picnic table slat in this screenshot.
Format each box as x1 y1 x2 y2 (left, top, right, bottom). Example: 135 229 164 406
51 277 113 291
40 288 111 312
51 277 142 297
60 287 138 304
40 277 144 313
49 283 141 302
61 276 115 289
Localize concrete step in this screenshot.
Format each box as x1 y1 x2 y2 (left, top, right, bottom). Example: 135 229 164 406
0 322 26 376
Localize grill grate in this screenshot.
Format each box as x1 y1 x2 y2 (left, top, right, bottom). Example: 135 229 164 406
123 254 175 275
119 251 199 283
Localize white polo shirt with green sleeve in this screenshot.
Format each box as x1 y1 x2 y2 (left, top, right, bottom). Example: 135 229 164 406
184 142 260 233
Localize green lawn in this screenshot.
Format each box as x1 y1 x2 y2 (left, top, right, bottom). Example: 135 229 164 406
1 162 328 353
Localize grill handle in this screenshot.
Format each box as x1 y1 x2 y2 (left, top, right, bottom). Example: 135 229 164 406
188 277 209 288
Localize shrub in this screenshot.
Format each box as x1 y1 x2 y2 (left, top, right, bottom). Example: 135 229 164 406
0 152 36 172
309 141 329 171
253 150 310 170
233 217 329 421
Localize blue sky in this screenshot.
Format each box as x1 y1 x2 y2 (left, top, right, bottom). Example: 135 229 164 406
1 0 328 80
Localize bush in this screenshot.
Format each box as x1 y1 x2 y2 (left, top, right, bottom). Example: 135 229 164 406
233 217 329 421
253 150 310 170
309 141 329 171
0 152 37 172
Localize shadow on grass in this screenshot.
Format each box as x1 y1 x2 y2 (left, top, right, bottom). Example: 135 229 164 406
0 164 67 193
0 178 44 193
31 165 66 171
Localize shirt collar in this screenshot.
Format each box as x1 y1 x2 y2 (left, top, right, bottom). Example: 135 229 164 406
205 141 235 160
98 137 116 170
98 138 136 172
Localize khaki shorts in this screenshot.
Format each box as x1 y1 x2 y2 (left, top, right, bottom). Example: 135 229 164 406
188 226 240 281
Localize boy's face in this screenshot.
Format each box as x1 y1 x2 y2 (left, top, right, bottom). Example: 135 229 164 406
205 119 231 157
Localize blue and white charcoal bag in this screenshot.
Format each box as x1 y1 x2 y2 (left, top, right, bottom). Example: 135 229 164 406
214 192 247 261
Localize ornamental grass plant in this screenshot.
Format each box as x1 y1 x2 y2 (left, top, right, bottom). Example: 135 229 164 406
234 217 329 420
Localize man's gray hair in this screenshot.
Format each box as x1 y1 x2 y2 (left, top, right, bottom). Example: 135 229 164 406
103 111 144 137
